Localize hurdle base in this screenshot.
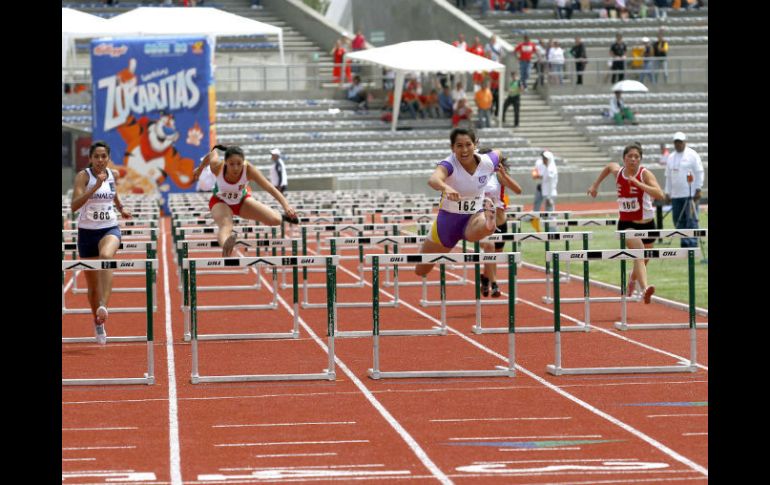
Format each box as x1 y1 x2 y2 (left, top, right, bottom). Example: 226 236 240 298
191 371 335 384
614 322 709 331
420 299 508 307
546 364 697 376
472 324 588 334
367 368 514 379
62 375 154 386
303 300 397 309
71 286 146 294
382 279 466 288
194 284 261 291
62 306 156 314
542 296 641 304
196 332 299 341
336 327 445 338
197 304 278 311
62 336 147 343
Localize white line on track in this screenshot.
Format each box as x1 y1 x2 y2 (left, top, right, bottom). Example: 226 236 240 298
161 221 183 485
213 421 355 428
647 414 708 418
62 458 96 462
62 446 136 450
254 453 338 458
62 427 139 431
215 440 370 447
473 458 637 464
682 432 708 436
251 271 453 485
449 435 602 440
431 417 570 422
499 447 583 451
220 464 385 471
327 257 708 477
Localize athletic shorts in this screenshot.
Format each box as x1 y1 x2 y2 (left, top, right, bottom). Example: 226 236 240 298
77 226 122 258
209 194 253 216
429 209 477 248
617 219 656 245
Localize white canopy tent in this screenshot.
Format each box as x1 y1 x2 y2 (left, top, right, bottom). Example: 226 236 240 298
345 40 506 131
105 7 285 64
62 8 118 69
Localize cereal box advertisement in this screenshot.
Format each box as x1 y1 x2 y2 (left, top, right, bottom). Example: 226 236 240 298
91 36 215 213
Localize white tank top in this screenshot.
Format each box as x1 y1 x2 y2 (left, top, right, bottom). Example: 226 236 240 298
438 152 499 214
484 172 505 210
213 163 250 205
77 168 119 230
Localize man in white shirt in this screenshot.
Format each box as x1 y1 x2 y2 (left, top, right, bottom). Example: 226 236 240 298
269 148 288 194
665 132 704 247
530 150 558 231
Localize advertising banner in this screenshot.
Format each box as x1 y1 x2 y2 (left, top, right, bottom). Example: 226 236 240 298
91 36 216 213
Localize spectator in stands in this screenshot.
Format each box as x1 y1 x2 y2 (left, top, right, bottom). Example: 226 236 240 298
609 90 637 125
502 71 521 127
70 141 133 345
414 127 500 277
570 37 588 85
347 75 369 112
629 39 646 79
653 0 669 18
639 37 655 84
250 0 263 9
383 69 395 91
485 34 504 63
628 0 644 18
269 148 288 194
452 98 473 127
535 150 558 212
610 33 628 83
555 0 573 19
451 81 467 110
403 77 426 118
193 145 297 257
455 0 468 9
452 33 468 50
330 38 348 84
587 143 664 303
480 0 489 16
350 30 367 74
615 0 630 19
602 0 617 17
423 89 442 118
475 80 494 128
514 35 537 89
438 86 454 118
664 132 704 247
533 38 549 89
489 70 501 116
654 29 669 83
548 40 565 85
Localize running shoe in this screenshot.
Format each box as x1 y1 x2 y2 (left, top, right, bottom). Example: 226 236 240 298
222 233 237 257
480 275 490 297
483 197 496 231
643 285 655 304
491 282 501 298
96 305 108 325
94 322 107 345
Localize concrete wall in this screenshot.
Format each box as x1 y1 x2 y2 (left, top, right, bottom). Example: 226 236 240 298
263 0 354 53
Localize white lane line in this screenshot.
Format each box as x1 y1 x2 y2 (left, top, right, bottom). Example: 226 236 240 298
62 427 139 431
449 435 602 440
682 432 708 436
161 220 183 485
472 458 637 464
213 421 355 428
432 417 570 423
62 458 96 462
216 440 370 447
254 453 338 458
647 414 708 418
499 447 582 452
62 446 136 450
253 271 453 485
220 464 385 471
328 258 708 477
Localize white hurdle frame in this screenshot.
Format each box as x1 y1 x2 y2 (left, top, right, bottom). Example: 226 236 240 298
613 229 708 331
366 252 518 379
184 255 338 383
62 259 156 385
179 239 301 342
546 248 701 376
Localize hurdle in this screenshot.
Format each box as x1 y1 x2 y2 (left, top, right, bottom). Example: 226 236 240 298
614 229 708 331
537 218 628 304
185 254 338 383
173 226 273 278
179 239 302 342
62 259 156 385
366 252 517 379
546 248 701 376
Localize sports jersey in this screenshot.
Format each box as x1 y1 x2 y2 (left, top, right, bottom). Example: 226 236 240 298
616 166 654 221
77 167 119 230
213 163 250 205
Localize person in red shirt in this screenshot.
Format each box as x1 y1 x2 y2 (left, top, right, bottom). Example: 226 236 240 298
330 38 346 84
514 35 536 89
452 33 468 50
586 143 665 303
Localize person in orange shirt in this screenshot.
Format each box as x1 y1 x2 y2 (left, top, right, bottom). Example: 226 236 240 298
474 80 493 128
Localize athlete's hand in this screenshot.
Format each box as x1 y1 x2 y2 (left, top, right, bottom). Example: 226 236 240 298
587 185 597 198
93 171 108 190
118 207 133 220
443 186 460 202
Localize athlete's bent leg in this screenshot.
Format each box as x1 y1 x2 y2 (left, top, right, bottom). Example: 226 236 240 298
239 197 282 226
415 238 453 277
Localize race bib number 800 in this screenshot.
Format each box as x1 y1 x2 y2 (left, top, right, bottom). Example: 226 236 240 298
88 204 115 221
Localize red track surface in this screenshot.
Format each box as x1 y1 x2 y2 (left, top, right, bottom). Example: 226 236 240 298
62 202 708 484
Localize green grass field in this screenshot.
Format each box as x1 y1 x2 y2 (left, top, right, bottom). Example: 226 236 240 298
510 211 708 308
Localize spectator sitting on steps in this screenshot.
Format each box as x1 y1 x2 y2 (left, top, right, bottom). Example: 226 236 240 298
609 90 638 125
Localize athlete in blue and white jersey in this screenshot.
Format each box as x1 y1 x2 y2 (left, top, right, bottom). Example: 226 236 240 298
415 128 501 277
70 141 133 344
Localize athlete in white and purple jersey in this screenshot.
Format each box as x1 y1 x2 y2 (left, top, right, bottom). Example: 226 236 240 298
415 128 502 277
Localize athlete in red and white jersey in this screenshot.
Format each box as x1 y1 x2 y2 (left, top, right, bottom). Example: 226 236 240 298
193 145 297 257
480 149 522 298
587 143 665 303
